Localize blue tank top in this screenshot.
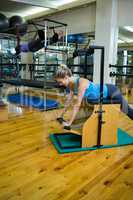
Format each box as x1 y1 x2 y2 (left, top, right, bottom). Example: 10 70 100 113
84 81 108 100
66 77 108 100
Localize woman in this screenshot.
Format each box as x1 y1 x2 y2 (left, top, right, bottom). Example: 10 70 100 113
55 65 133 128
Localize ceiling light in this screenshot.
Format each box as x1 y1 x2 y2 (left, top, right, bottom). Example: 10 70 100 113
124 26 133 32
118 39 124 44
56 0 77 6
20 7 49 17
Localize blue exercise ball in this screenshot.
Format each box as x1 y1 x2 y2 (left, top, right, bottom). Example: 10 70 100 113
76 34 84 44
67 34 76 43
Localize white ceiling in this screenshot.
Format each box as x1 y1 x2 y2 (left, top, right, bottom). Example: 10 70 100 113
0 0 95 18
119 26 133 45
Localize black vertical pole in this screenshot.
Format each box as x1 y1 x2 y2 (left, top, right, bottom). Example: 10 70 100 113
97 47 104 147
16 26 20 80
86 45 105 147
0 56 2 79
84 53 88 78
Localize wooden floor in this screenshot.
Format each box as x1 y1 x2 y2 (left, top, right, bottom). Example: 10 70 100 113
0 88 133 200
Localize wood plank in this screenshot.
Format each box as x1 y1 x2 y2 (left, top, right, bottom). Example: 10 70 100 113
0 86 132 200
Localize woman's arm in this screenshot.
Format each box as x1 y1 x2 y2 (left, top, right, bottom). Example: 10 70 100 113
59 90 74 118
68 78 89 125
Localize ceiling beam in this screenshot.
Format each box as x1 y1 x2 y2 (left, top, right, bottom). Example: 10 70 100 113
10 0 58 10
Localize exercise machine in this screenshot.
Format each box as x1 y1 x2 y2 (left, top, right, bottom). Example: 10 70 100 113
51 46 133 152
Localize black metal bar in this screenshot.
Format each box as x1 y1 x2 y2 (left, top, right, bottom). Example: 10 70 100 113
0 63 26 66
29 64 58 67
49 25 66 29
70 64 93 67
110 72 133 77
84 53 88 78
96 47 104 147
90 45 104 50
109 64 133 69
89 46 105 147
34 70 55 73
1 79 59 88
29 18 67 27
26 29 43 34
29 64 57 67
73 49 94 58
44 18 67 26
29 22 48 35
27 25 64 34
72 71 93 75
45 47 67 53
79 45 105 147
33 71 93 75
100 48 105 104
28 63 93 68
29 22 47 29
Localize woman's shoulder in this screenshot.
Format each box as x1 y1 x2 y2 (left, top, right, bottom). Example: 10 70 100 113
77 78 90 91
79 77 90 85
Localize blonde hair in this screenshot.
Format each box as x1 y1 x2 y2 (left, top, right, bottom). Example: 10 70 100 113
55 64 72 79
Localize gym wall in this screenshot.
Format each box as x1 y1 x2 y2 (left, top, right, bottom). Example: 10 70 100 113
47 3 96 34
36 0 133 35
118 0 133 27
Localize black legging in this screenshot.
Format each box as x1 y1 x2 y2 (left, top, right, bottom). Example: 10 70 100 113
106 84 133 120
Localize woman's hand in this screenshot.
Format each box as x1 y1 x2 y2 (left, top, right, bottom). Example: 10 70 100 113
57 116 71 130
68 78 88 125
61 91 74 116
62 121 71 130
57 116 65 124
62 121 71 127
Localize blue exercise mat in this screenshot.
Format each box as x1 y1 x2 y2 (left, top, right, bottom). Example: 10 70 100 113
50 128 133 154
7 93 59 110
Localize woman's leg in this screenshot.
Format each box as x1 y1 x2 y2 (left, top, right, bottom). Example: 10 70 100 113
106 84 133 120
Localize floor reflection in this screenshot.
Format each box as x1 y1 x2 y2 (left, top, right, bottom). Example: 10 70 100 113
0 102 24 122
8 103 23 115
